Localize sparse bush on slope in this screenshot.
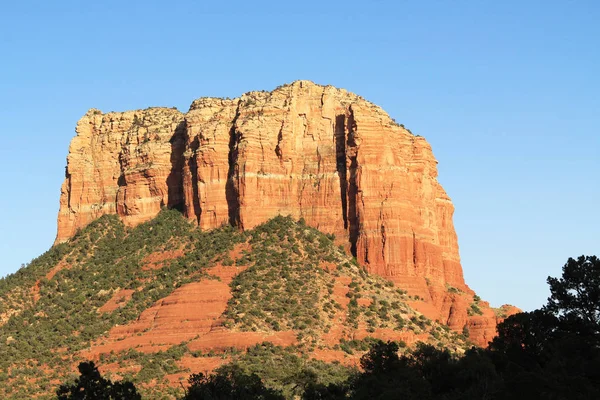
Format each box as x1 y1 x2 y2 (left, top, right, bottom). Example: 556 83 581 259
0 212 464 399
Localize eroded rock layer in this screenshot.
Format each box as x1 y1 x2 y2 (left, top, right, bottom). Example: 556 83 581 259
57 107 185 239
56 81 499 344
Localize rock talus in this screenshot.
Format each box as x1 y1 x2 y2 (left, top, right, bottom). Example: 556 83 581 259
56 81 502 345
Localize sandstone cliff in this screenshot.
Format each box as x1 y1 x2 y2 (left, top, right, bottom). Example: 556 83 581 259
57 107 185 238
56 80 506 344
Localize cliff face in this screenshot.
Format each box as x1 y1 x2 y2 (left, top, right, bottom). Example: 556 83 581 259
56 80 502 344
57 107 185 239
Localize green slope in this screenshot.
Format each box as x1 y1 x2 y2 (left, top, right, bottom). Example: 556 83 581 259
0 210 466 399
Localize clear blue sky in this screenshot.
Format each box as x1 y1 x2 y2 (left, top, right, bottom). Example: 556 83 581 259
0 1 598 312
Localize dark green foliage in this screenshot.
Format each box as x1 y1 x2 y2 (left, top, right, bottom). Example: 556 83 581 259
220 343 352 399
282 254 600 400
50 248 600 399
182 366 284 400
223 216 342 338
446 286 461 294
2 211 438 399
0 242 69 316
18 213 600 400
0 209 243 398
468 302 483 316
174 254 600 400
302 382 349 400
338 337 380 355
467 294 483 316
358 340 402 374
303 340 502 400
480 256 600 399
462 325 470 338
97 343 190 386
134 344 189 383
546 255 600 337
488 311 600 399
484 255 600 399
349 341 432 400
56 361 141 400
222 216 451 349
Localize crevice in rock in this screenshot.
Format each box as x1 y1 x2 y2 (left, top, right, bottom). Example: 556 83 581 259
334 115 348 230
412 229 417 270
380 219 386 263
188 135 201 225
65 167 72 209
379 190 391 264
167 120 186 213
347 108 360 259
115 138 129 215
275 121 284 162
226 102 243 228
361 191 368 264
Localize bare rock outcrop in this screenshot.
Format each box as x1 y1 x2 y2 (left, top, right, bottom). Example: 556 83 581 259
56 81 506 345
57 107 185 240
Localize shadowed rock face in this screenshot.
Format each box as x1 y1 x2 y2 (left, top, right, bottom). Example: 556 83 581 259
56 80 508 345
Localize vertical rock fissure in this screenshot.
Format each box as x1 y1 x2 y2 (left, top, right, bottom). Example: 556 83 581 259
379 188 391 265
380 206 387 263
381 224 386 262
188 135 201 225
167 121 186 213
226 102 243 228
334 115 348 229
275 121 284 163
115 135 129 215
412 229 417 270
346 108 360 259
65 168 72 209
361 192 369 264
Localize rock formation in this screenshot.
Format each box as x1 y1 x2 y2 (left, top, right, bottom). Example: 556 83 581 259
57 107 185 239
56 80 508 344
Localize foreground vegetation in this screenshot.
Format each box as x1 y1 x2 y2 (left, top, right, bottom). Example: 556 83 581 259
2 207 597 399
222 216 464 349
57 255 600 399
0 210 458 399
0 210 244 398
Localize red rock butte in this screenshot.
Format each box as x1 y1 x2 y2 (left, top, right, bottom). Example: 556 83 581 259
56 80 513 345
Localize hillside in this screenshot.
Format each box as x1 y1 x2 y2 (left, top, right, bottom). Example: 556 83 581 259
54 80 514 345
0 210 473 399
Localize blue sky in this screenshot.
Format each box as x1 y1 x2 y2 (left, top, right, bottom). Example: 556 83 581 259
0 0 598 312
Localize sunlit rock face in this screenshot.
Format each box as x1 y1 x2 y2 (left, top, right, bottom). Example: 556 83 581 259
56 80 506 345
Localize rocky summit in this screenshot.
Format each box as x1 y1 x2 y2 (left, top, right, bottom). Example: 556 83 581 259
0 81 522 398
56 81 514 346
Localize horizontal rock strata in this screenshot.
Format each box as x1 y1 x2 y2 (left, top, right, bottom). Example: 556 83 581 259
56 80 505 345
